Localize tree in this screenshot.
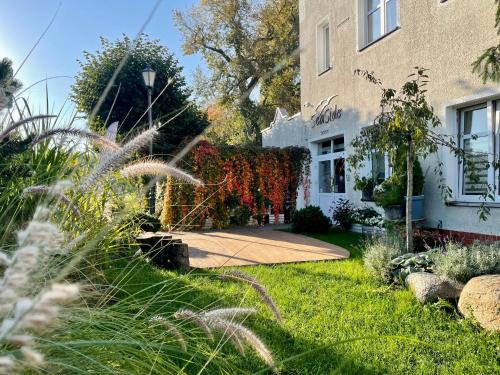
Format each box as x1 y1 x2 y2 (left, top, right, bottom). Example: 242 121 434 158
204 102 247 145
348 68 498 252
472 0 500 82
0 57 22 111
174 0 300 144
72 34 209 157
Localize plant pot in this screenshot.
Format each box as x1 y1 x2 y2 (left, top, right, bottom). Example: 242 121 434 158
361 189 374 201
403 195 425 220
350 223 363 233
383 205 403 220
362 225 385 236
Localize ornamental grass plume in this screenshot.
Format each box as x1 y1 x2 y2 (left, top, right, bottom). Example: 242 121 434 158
81 127 158 190
150 315 187 352
219 271 283 325
0 115 56 142
119 160 203 186
201 307 256 319
31 128 121 151
173 309 213 341
0 207 79 373
23 185 81 218
173 307 275 369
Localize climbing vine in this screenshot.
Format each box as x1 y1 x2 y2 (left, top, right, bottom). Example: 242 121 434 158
161 141 311 230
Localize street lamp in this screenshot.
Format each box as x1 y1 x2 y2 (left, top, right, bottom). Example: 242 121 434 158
142 65 156 214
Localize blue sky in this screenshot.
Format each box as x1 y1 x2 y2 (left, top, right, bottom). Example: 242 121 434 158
0 0 202 115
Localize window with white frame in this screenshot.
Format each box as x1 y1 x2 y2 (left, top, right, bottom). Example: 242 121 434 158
363 0 398 46
317 20 331 74
371 152 387 183
458 100 499 200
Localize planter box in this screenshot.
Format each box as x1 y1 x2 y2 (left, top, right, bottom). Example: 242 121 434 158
202 217 213 230
269 213 285 225
403 195 425 221
351 223 363 233
362 225 385 236
384 205 403 220
136 232 190 270
351 223 385 236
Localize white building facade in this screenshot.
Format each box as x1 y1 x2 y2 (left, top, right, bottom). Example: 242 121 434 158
262 0 500 238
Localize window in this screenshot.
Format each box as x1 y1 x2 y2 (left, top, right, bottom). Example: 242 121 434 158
458 101 499 199
319 160 332 193
333 137 345 152
333 158 346 193
371 152 386 183
317 20 331 74
363 0 399 46
318 140 331 155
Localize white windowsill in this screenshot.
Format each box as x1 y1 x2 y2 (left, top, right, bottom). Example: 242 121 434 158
358 27 400 52
446 201 500 208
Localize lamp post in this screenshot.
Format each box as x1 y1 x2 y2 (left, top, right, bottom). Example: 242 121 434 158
142 65 156 215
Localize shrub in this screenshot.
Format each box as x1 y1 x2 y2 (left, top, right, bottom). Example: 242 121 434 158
373 175 404 208
433 241 500 283
131 212 162 232
331 198 354 230
387 251 435 284
291 206 331 233
232 205 251 226
363 235 405 282
351 206 384 227
394 149 425 196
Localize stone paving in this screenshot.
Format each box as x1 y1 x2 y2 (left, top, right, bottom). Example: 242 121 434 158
174 226 350 269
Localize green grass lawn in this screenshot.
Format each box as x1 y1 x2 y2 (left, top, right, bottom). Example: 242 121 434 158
105 230 500 374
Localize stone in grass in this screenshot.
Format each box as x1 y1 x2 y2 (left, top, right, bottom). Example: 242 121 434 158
458 275 500 332
405 273 464 304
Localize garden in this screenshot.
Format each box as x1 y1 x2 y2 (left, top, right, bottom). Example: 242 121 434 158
1 1 499 373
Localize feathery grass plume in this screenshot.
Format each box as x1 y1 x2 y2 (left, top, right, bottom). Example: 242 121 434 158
205 317 275 368
219 271 283 324
23 185 81 218
214 320 246 356
0 205 79 370
174 309 213 341
81 127 158 190
202 307 256 320
119 160 203 186
150 315 187 352
0 356 15 374
16 219 64 254
31 127 121 151
0 115 56 142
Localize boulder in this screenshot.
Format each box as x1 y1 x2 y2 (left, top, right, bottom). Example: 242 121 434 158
458 275 500 332
406 273 464 304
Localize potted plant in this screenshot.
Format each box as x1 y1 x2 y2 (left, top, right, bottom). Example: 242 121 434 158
331 198 355 231
354 176 375 201
395 152 425 221
373 175 404 220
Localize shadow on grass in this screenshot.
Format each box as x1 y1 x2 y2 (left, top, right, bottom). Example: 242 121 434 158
101 254 388 374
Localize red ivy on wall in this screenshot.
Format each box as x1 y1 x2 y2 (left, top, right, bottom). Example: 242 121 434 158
161 141 311 230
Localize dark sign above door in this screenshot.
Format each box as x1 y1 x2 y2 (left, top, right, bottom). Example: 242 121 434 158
311 95 343 128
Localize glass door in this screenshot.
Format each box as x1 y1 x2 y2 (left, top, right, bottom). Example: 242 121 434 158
317 136 346 216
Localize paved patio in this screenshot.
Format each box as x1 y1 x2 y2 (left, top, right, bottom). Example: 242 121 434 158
174 227 350 269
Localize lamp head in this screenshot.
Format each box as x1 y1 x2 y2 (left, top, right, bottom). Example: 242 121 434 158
142 65 156 89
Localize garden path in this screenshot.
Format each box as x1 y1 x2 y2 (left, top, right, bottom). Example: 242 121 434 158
174 227 350 268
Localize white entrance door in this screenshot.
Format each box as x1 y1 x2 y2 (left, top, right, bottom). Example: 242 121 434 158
317 136 346 217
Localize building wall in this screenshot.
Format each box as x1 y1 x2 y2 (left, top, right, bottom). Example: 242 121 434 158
264 0 500 235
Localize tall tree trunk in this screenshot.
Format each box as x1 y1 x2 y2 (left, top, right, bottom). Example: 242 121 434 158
406 140 414 253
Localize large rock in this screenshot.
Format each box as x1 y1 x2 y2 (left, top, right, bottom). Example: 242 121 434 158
406 273 464 304
458 275 500 332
